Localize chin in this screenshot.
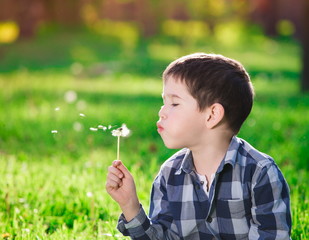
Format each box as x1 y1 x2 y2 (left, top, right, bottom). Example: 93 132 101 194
163 140 184 150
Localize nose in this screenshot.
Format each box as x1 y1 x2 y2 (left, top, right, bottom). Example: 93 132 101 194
158 105 167 119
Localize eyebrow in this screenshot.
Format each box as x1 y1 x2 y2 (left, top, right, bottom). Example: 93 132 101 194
162 93 183 99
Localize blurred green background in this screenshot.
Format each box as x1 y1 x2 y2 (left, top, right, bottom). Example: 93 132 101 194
0 0 308 239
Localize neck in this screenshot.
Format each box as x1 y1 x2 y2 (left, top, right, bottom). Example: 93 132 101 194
190 131 233 176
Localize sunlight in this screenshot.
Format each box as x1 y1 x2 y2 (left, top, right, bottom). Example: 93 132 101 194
0 21 19 43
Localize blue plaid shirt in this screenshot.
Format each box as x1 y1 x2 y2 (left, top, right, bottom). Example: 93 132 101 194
117 136 291 239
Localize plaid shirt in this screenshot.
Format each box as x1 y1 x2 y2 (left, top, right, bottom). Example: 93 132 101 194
117 136 291 239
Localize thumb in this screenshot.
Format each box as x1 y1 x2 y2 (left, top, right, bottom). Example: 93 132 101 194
113 160 131 177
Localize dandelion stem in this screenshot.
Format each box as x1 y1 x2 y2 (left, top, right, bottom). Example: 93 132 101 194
117 136 120 160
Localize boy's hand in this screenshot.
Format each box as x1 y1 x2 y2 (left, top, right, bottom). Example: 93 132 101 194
106 160 140 221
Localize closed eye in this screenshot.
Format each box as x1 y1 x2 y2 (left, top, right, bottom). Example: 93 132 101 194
172 103 179 107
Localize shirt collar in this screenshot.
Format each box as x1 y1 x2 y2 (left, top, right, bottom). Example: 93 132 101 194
174 136 240 175
175 149 194 175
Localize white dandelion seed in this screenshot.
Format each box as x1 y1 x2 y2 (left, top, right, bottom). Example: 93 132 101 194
51 130 58 134
108 125 112 129
102 233 113 237
98 125 107 131
90 127 98 131
86 192 93 198
55 107 60 111
79 113 86 117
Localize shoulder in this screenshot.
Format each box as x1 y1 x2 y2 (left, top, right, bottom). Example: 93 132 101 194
236 137 286 184
236 137 275 168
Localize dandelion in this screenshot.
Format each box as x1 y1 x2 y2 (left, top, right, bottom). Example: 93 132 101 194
111 124 131 160
51 130 58 134
64 90 77 103
90 127 98 131
2 233 10 239
73 122 83 132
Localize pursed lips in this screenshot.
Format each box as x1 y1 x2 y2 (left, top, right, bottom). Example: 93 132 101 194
157 122 164 133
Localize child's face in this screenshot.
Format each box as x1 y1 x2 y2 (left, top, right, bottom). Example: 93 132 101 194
157 76 207 149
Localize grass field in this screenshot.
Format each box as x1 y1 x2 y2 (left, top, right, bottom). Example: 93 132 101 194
0 28 308 239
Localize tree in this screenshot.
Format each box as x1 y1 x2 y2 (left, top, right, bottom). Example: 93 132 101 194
301 0 309 92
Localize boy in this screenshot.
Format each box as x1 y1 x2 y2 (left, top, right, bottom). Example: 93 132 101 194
106 53 292 239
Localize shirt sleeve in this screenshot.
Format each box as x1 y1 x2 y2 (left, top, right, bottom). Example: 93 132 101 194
249 162 292 240
117 172 180 239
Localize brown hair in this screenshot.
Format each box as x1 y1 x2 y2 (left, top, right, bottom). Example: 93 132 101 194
163 53 254 133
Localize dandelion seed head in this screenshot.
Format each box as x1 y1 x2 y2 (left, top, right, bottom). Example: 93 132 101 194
73 122 83 132
51 130 58 134
64 90 77 103
112 124 130 137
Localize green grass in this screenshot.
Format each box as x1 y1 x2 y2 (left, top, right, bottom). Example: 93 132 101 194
0 28 308 239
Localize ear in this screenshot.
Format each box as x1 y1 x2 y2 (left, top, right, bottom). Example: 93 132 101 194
205 103 225 129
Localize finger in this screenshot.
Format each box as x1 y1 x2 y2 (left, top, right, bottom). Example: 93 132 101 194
114 161 131 178
107 172 122 184
112 160 122 167
108 165 124 178
106 178 121 189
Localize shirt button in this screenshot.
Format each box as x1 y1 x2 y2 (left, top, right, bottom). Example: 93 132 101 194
206 216 212 223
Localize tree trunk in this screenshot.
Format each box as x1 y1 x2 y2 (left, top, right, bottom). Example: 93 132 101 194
301 0 309 92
